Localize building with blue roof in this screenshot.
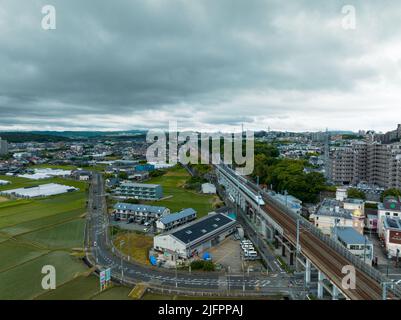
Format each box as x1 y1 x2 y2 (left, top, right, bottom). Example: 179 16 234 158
156 208 196 231
332 226 373 264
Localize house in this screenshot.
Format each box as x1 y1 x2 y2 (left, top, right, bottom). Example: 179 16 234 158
156 208 197 231
128 171 149 181
71 169 92 181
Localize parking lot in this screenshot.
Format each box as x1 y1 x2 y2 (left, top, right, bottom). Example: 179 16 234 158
110 219 154 234
208 237 264 273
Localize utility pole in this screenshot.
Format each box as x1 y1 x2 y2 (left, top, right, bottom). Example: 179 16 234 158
242 258 245 294
175 250 178 288
382 282 394 300
296 218 300 271
284 190 288 208
120 240 125 283
227 266 231 294
363 236 367 265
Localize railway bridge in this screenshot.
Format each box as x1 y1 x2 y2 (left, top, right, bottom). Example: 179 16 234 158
216 164 401 300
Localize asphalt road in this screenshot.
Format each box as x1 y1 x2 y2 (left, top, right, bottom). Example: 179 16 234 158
86 172 304 295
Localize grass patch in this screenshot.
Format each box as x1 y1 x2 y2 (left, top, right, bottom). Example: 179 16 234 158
92 285 132 300
113 232 153 265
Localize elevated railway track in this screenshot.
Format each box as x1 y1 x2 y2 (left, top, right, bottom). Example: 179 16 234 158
216 164 401 300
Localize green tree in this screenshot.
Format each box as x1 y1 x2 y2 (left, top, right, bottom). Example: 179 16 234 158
347 188 366 200
381 188 401 202
118 171 128 179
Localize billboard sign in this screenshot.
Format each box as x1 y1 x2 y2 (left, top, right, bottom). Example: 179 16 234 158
105 268 111 282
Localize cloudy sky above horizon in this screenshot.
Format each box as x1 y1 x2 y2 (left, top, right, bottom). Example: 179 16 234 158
1 0 401 133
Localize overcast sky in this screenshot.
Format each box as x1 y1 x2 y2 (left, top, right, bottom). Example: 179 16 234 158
1 0 401 132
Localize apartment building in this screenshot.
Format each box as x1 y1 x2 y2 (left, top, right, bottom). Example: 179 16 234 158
113 203 170 222
330 141 401 189
156 208 197 231
0 138 8 155
114 182 163 200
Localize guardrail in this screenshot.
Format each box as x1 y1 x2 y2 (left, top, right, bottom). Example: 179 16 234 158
218 164 401 298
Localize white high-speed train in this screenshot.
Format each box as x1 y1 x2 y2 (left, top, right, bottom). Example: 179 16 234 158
224 165 265 206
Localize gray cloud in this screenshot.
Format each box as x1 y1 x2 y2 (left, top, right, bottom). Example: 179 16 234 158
0 0 401 132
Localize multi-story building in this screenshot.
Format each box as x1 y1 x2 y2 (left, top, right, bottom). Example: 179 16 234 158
310 198 365 235
0 138 8 155
330 141 401 189
113 203 169 222
377 196 401 238
114 182 163 200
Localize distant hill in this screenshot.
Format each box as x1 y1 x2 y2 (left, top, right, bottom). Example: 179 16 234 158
0 130 148 142
29 130 147 138
0 132 71 143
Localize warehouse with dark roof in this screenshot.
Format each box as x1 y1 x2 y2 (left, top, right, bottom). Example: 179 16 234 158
153 213 237 259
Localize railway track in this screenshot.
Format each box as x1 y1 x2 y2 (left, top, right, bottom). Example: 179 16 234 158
263 200 382 300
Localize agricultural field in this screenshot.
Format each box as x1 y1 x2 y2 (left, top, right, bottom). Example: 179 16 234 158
143 166 217 218
0 174 92 299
